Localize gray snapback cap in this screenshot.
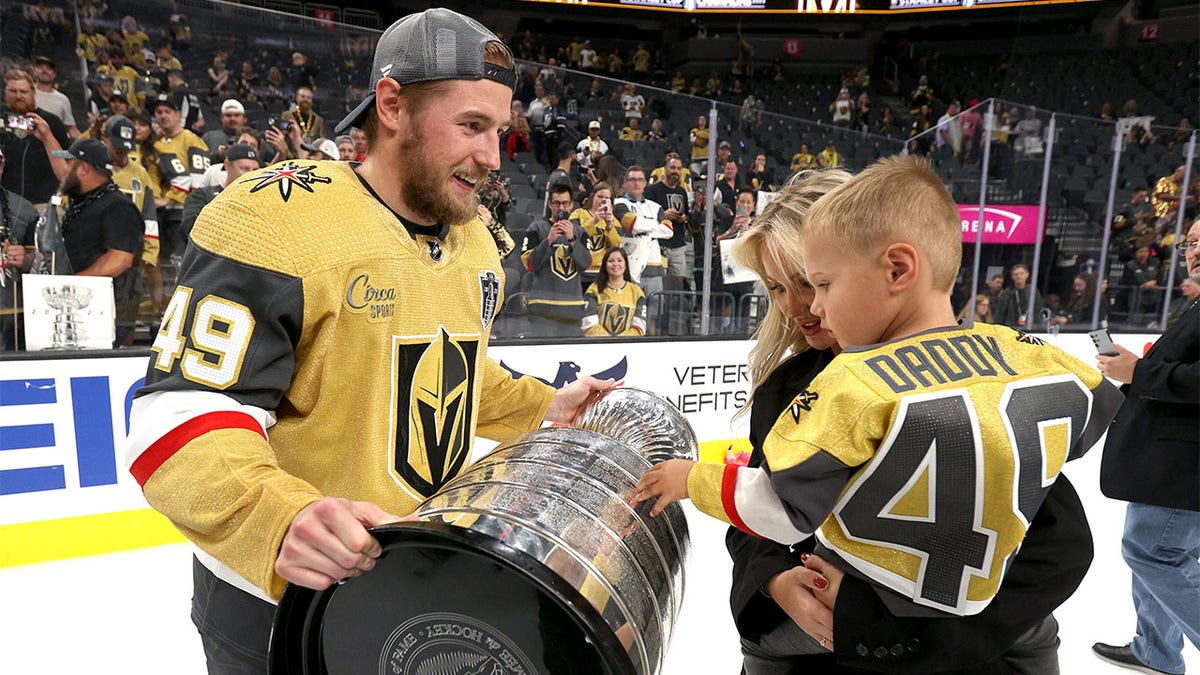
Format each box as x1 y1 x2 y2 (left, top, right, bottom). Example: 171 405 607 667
334 8 515 135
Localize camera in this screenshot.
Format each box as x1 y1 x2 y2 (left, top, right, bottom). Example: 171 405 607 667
268 117 293 133
5 114 35 132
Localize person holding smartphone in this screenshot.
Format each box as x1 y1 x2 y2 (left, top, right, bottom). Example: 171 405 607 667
575 182 621 291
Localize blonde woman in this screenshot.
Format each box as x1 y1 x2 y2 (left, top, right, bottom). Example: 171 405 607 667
660 170 1095 675
957 293 994 324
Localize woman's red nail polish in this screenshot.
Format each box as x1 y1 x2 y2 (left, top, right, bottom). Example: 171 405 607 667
814 577 828 590
800 553 810 562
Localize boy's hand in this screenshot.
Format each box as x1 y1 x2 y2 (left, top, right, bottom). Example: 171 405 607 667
633 459 695 516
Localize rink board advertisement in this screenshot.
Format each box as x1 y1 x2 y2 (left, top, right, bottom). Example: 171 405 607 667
0 333 1157 566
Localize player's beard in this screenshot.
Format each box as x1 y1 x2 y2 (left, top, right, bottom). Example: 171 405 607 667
398 132 483 225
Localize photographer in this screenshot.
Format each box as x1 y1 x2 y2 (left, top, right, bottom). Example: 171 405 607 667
520 183 590 337
264 116 302 162
2 69 70 205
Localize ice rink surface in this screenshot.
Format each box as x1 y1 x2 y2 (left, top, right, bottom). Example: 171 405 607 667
2 445 1197 674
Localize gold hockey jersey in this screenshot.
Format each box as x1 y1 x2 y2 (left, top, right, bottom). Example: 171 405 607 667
689 323 1121 616
127 160 555 599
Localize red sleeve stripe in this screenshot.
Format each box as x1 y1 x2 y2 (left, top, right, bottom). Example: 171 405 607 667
721 463 759 538
130 411 266 487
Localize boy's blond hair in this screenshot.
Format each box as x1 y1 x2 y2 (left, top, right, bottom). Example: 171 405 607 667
804 156 961 291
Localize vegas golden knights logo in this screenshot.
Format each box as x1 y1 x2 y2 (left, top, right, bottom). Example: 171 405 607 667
588 228 607 252
551 244 578 281
391 328 478 498
600 304 632 335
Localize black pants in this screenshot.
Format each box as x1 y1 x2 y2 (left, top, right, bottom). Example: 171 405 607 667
191 555 275 674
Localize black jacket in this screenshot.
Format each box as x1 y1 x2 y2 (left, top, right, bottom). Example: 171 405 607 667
725 349 1094 674
1100 302 1200 511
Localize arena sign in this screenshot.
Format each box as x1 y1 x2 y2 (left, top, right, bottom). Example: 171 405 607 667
958 204 1043 244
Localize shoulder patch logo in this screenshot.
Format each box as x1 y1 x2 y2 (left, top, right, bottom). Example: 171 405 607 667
242 161 331 201
789 389 819 423
479 270 499 329
1014 331 1045 346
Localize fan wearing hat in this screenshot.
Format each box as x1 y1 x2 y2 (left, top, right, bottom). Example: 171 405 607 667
575 119 609 169
201 98 246 161
32 56 80 139
180 143 260 247
299 137 338 161
125 9 612 671
50 138 144 345
103 115 160 273
148 90 208 312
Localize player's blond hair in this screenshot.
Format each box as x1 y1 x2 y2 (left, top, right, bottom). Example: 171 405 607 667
804 155 961 292
731 169 852 419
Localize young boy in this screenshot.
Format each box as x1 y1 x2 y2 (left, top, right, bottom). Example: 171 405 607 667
636 156 1122 623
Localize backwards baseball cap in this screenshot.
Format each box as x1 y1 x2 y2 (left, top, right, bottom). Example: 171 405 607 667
221 98 245 114
718 140 732 149
588 120 601 130
52 138 113 172
224 143 259 163
104 114 137 151
111 88 129 102
301 138 339 160
33 55 56 69
334 8 516 135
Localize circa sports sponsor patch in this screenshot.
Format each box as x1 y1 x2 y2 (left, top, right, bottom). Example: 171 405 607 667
344 272 397 322
242 161 331 201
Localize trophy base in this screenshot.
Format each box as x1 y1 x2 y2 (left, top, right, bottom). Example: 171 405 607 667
269 521 636 675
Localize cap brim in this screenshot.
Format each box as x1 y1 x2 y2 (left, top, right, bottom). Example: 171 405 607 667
114 141 136 151
334 93 375 136
50 150 75 159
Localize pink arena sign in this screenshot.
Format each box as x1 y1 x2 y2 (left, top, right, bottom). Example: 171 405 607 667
958 205 1043 245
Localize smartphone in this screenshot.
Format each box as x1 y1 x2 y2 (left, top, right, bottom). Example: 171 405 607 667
1088 328 1118 356
5 114 34 131
735 206 749 218
554 209 570 222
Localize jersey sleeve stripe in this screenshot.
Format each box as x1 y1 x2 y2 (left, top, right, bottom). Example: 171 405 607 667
721 463 757 536
130 410 266 486
732 465 812 544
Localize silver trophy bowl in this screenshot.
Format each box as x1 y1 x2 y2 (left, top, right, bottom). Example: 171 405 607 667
271 387 699 675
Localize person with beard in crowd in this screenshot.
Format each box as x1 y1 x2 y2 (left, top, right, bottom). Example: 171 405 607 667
335 135 355 161
2 69 69 206
126 9 610 673
282 86 325 145
201 99 246 161
645 153 690 292
50 139 144 345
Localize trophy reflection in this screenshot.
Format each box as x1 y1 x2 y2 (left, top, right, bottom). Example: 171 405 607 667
42 284 93 349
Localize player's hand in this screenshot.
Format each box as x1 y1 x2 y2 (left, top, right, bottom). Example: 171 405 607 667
275 496 398 591
1096 343 1139 385
544 375 615 425
766 560 835 651
633 459 694 516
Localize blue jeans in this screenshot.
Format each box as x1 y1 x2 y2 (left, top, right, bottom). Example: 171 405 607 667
1123 502 1200 674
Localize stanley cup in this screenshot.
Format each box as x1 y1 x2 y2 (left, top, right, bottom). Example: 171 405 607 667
42 284 93 349
271 387 699 675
